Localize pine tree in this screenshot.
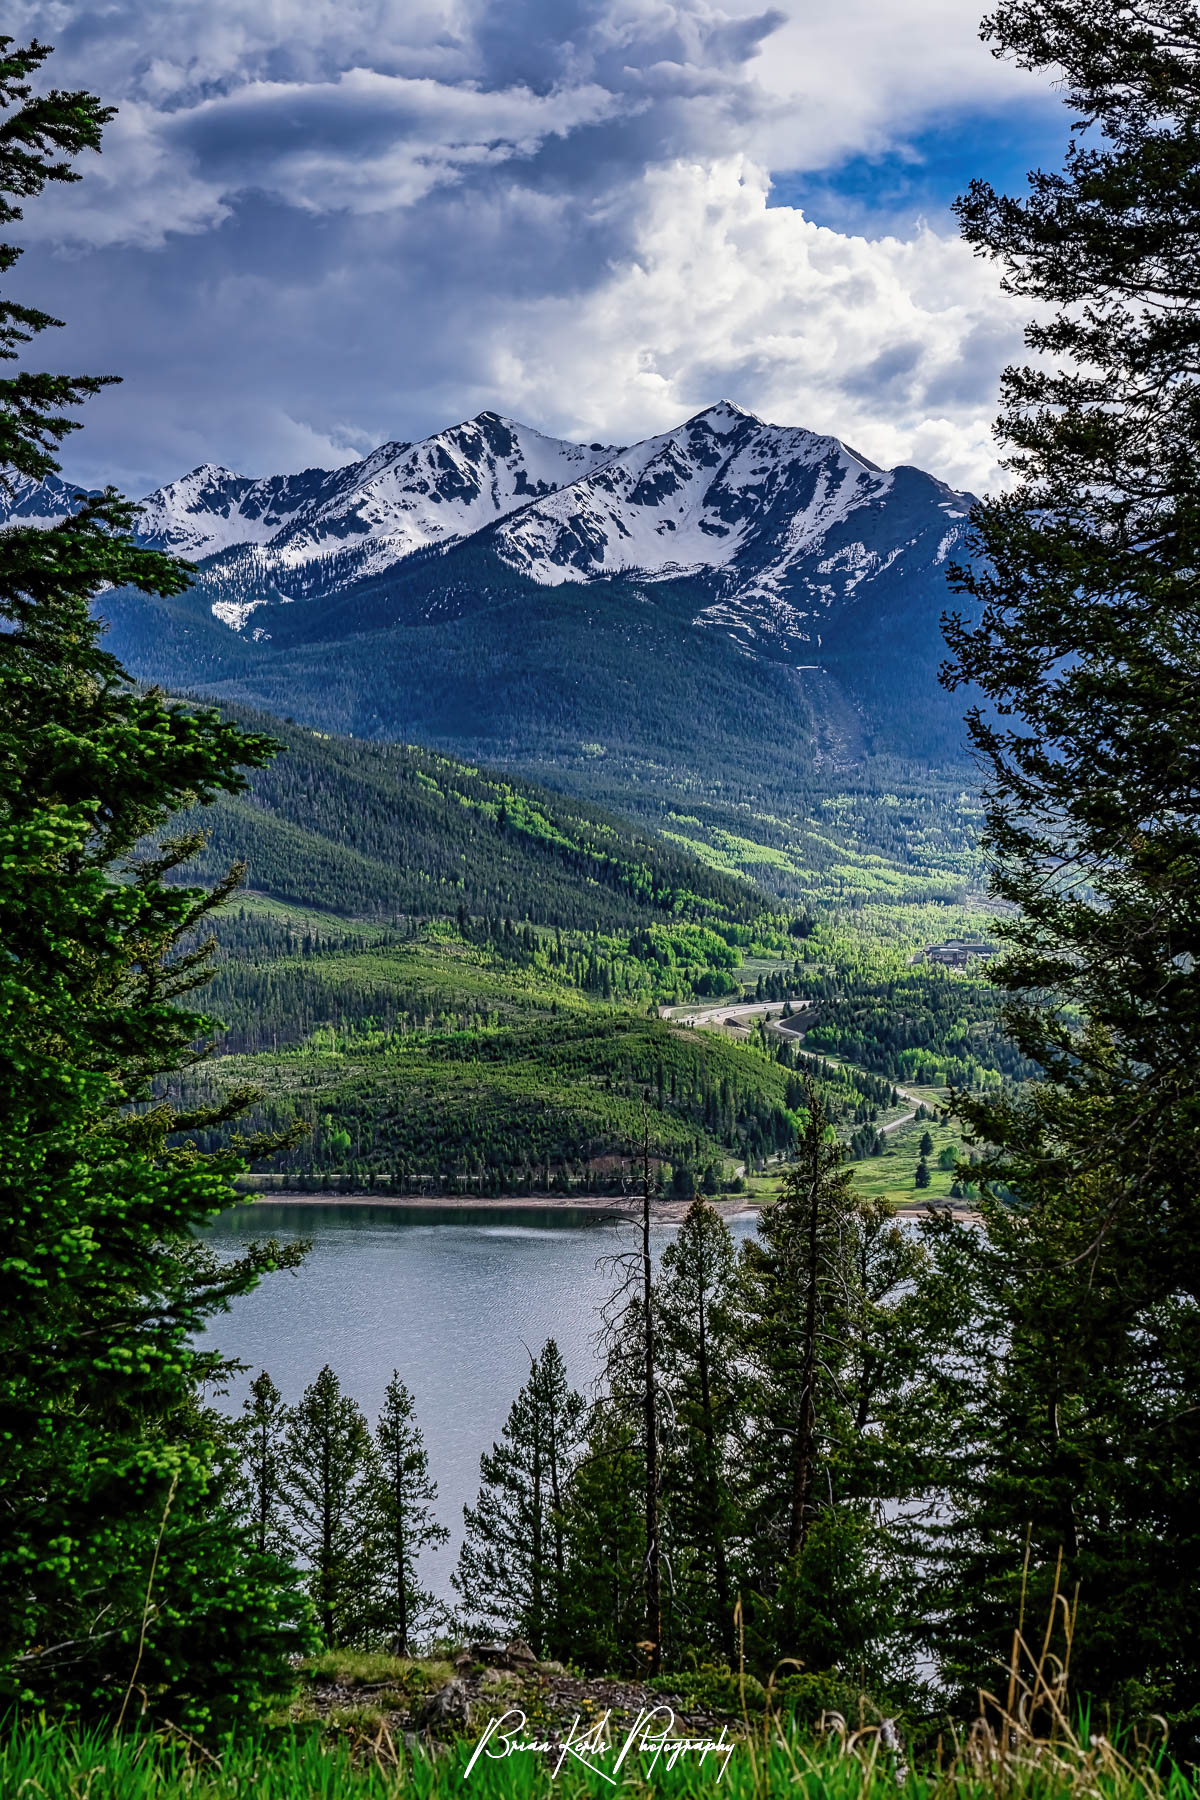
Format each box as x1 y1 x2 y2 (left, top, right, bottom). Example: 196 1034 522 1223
558 1410 647 1672
936 0 1200 1726
282 1367 375 1648
740 1091 858 1562
734 1088 864 1666
454 1340 584 1657
231 1371 291 1557
0 35 308 1727
368 1374 448 1654
842 1199 927 1445
655 1197 740 1658
596 1118 665 1671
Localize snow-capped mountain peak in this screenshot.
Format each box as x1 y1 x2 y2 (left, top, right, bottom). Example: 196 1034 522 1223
1 403 974 667
490 403 896 589
134 462 339 560
256 411 622 578
684 398 757 434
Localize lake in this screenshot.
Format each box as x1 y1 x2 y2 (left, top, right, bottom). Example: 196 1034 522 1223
203 1201 761 1602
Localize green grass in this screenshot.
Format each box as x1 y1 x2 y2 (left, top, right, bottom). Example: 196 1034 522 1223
230 891 400 938
737 1104 973 1215
850 1110 972 1210
2 1716 1189 1800
302 1650 454 1688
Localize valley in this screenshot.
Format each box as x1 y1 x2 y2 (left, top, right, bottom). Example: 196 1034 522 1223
0 397 1020 1216
153 711 1012 1208
4 395 1014 1203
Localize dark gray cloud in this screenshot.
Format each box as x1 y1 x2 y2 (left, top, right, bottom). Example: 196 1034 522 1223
7 0 1042 495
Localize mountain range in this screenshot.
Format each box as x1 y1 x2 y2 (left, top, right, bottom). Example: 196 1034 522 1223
2 401 978 784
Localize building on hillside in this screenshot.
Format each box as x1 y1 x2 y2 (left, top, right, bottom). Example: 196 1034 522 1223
924 939 999 969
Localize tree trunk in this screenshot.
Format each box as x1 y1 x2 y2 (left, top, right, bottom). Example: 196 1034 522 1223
322 1427 335 1645
530 1360 544 1658
256 1417 269 1554
393 1467 409 1656
642 1123 662 1673
788 1174 820 1557
548 1405 565 1658
695 1252 733 1654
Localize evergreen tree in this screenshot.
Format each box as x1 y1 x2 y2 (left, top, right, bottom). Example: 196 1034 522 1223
937 0 1200 1728
735 1088 866 1667
842 1199 927 1445
369 1374 448 1654
231 1371 291 1557
837 1200 929 1695
655 1197 740 1658
559 1412 646 1672
454 1340 584 1657
914 1159 932 1189
596 1120 665 1670
282 1368 375 1647
739 1091 858 1564
918 1130 933 1158
0 36 307 1727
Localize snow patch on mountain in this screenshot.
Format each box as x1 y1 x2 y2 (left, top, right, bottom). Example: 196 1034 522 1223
493 401 893 590
263 413 621 576
210 596 270 631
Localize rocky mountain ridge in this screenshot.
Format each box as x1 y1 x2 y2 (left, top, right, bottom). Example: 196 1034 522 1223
1 401 977 773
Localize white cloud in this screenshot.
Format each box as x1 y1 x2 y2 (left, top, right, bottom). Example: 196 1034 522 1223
739 0 1040 170
6 0 1053 494
479 158 1023 491
20 103 230 251
176 69 627 216
24 70 625 247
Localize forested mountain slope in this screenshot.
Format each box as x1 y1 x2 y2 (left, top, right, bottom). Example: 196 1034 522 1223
180 709 771 929
9 402 979 774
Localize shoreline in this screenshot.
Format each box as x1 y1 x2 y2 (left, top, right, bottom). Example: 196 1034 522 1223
228 1189 976 1223
229 1189 757 1222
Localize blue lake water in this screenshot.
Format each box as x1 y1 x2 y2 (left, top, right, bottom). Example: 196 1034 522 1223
203 1202 760 1601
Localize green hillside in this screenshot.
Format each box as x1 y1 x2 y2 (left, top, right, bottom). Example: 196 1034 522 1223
99 550 860 787
179 709 771 930
154 706 1013 1193
180 985 899 1191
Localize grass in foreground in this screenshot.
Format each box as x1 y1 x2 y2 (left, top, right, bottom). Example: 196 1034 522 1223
2 1715 1193 1800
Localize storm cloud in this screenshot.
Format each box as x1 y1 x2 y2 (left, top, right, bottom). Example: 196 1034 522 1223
7 0 1057 494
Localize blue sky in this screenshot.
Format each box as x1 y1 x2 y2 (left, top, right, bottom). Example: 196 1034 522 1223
769 103 1068 234
7 0 1070 496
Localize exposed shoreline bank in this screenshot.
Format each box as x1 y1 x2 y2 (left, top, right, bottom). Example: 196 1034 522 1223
228 1189 971 1222
229 1189 754 1222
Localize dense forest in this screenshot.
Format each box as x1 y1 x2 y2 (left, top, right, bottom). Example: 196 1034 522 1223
184 917 899 1189
100 512 979 785
799 961 1043 1088
7 6 1200 1781
177 711 770 928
